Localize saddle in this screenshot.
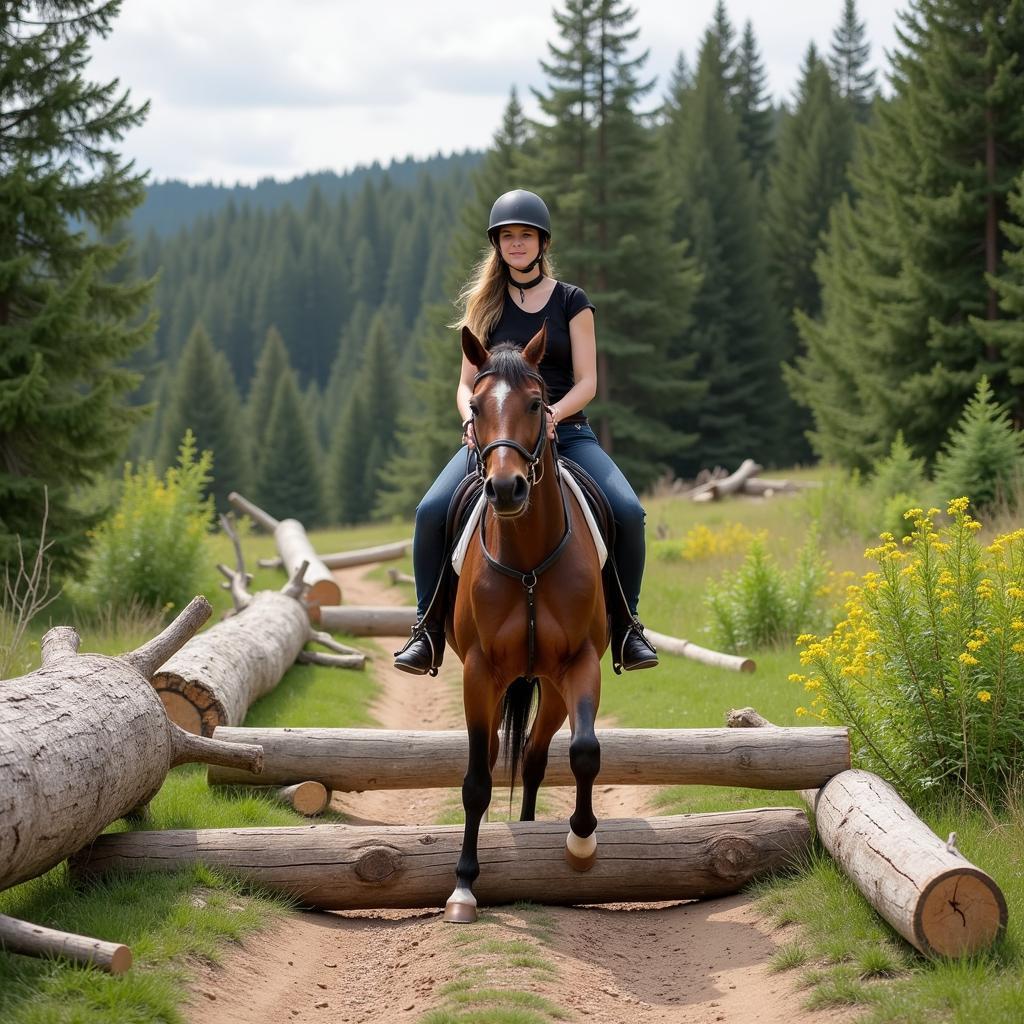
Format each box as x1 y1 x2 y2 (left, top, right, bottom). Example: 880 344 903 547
438 454 619 624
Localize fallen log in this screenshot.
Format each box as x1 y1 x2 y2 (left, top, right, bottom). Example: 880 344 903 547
276 782 329 816
207 725 849 792
318 604 417 636
739 478 799 497
261 540 411 571
686 459 763 502
153 517 366 736
0 598 263 895
71 808 810 910
727 708 1008 957
227 491 340 613
387 567 416 586
645 630 755 672
0 914 131 974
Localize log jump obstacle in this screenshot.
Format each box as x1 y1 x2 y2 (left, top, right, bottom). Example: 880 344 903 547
206 725 850 792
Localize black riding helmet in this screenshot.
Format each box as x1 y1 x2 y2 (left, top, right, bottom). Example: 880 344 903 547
487 189 551 245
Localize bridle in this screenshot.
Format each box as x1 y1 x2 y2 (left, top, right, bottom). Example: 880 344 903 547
470 364 573 681
471 366 549 487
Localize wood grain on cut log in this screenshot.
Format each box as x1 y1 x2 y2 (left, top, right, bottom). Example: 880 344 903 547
727 708 1008 957
153 518 366 736
0 598 263 895
72 808 810 910
275 782 329 816
153 591 312 736
227 492 340 613
0 914 132 974
206 725 850 792
644 631 756 672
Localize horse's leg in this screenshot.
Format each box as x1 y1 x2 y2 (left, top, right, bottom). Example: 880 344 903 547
445 649 500 924
520 679 567 821
562 647 602 871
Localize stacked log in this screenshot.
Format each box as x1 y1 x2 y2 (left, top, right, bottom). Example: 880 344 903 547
727 708 1008 957
206 725 850 792
71 808 811 911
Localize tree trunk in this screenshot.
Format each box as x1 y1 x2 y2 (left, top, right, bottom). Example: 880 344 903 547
727 708 1008 957
206 725 849 792
71 808 810 911
0 599 263 893
0 914 131 974
153 591 312 736
318 605 417 636
644 631 755 672
227 492 340 613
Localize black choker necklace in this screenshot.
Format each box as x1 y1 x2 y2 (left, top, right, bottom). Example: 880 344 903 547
511 272 544 304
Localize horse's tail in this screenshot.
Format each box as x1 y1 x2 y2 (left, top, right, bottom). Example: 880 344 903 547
501 676 539 796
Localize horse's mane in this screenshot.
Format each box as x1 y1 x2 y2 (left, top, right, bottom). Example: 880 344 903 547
480 343 548 400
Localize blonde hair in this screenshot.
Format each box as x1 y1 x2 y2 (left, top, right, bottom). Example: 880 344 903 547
452 244 555 340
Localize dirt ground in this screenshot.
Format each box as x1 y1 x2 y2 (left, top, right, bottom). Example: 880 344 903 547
185 565 853 1024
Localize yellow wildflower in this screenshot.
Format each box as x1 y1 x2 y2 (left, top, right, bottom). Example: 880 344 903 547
795 706 808 717
977 690 992 703
958 653 979 666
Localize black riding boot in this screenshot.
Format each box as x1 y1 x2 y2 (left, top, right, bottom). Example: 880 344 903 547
611 611 658 674
393 614 446 676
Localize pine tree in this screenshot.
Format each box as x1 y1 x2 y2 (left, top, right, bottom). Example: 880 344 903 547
527 0 703 485
765 45 854 460
246 326 293 450
664 23 780 471
786 0 1024 468
252 370 325 526
159 324 251 510
933 376 1024 510
733 20 775 188
829 0 877 120
0 1 155 573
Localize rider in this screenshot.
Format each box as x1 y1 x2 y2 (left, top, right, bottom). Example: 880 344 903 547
393 188 658 676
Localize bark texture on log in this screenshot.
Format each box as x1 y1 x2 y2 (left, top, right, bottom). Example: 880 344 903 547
206 725 850 792
318 605 417 636
72 809 810 910
0 914 132 973
645 631 756 673
153 591 311 736
274 519 341 612
0 599 263 893
727 708 1008 957
814 770 1007 957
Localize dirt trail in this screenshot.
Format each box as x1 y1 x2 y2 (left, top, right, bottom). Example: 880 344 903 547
186 565 849 1024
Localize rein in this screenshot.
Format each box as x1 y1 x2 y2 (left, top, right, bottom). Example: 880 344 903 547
471 365 573 680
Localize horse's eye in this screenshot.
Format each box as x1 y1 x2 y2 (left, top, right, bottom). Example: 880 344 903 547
530 400 542 413
469 404 479 417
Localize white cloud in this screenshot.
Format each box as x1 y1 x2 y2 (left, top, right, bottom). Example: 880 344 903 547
88 0 904 185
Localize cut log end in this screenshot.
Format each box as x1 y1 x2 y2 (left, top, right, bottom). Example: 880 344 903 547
916 868 1008 958
304 579 342 613
279 781 329 816
156 677 226 737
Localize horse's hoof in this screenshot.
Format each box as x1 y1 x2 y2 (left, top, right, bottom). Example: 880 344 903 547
565 829 597 872
443 887 478 924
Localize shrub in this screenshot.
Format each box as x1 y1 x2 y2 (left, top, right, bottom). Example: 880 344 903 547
933 375 1024 512
706 531 833 652
652 522 756 562
870 433 927 538
800 469 870 539
72 432 215 616
794 499 1024 802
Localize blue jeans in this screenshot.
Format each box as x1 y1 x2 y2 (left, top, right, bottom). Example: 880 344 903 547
412 422 646 619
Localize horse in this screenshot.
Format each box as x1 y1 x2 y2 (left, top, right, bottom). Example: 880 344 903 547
442 322 608 924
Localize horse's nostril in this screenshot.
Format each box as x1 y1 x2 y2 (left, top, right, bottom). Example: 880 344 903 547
484 478 497 501
512 476 529 504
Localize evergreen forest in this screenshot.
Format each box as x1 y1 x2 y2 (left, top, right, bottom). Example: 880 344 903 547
6 0 1024 573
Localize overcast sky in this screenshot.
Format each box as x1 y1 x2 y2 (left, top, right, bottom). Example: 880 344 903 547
89 1 905 187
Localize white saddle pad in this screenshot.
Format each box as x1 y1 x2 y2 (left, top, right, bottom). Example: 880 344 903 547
452 462 609 576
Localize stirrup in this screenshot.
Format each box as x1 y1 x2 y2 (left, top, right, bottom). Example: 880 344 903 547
393 623 443 677
612 617 658 674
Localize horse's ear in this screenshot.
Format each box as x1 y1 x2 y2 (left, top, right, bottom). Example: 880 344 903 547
522 321 547 368
462 326 489 368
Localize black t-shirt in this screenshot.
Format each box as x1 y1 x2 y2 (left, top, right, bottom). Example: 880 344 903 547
487 280 595 422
